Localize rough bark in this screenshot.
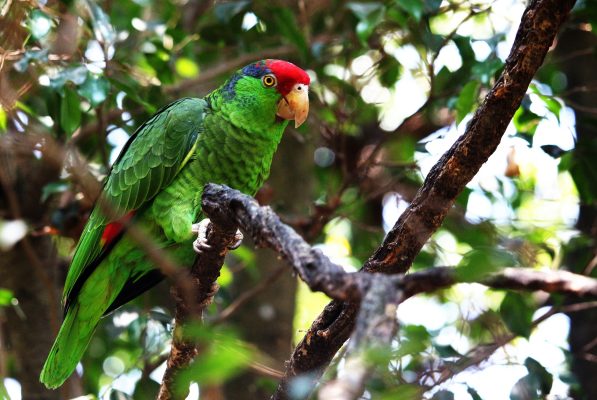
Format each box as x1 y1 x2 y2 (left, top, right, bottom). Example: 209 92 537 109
201 183 597 399
157 221 238 400
270 0 578 397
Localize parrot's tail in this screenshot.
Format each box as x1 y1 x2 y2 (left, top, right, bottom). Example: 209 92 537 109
40 305 97 389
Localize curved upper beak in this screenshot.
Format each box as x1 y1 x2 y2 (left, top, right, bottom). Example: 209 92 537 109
276 83 309 128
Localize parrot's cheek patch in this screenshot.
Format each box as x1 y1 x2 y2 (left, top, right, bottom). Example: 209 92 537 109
276 83 309 128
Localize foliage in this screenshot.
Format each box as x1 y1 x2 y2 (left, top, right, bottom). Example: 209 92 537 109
0 0 595 399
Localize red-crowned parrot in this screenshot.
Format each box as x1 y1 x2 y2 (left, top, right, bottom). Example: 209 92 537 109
40 59 310 388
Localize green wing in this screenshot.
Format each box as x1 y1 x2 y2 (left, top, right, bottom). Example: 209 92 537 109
62 97 207 308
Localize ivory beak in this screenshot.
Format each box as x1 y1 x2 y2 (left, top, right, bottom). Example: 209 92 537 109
276 83 309 128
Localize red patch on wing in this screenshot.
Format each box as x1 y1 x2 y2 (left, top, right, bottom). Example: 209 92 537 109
265 59 310 96
101 211 135 246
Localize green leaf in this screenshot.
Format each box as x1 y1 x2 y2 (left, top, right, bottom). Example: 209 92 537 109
214 0 250 23
467 387 483 400
28 9 53 40
379 384 421 400
395 0 424 21
471 57 503 84
50 65 88 88
510 358 553 400
273 8 309 58
529 83 562 121
41 181 69 202
0 379 9 400
176 325 254 388
379 57 402 87
499 292 535 338
346 2 384 20
434 344 461 358
175 57 200 78
513 105 541 137
396 325 431 357
60 86 81 135
109 77 156 113
347 2 385 43
13 49 49 73
525 357 553 395
424 0 442 14
78 74 110 106
456 248 515 282
0 288 13 306
570 148 597 203
455 81 480 124
85 0 116 45
133 377 160 399
0 105 6 132
432 390 454 400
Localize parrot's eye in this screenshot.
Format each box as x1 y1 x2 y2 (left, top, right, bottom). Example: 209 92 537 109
262 74 277 88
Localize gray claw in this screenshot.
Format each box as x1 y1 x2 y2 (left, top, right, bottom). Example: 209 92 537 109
192 219 212 254
228 229 244 250
191 219 243 253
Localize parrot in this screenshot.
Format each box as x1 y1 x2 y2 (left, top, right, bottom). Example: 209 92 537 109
40 59 310 389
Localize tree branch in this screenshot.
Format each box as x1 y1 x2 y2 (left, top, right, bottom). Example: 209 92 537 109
272 1 577 397
200 183 596 399
157 220 238 400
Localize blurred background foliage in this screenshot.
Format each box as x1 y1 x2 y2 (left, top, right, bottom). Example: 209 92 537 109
0 0 596 399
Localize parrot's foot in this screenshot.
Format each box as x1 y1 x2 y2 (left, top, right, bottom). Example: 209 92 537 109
192 218 244 254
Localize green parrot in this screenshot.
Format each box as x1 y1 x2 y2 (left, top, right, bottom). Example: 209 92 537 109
40 59 310 389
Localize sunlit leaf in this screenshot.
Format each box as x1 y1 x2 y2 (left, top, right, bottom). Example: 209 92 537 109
28 9 53 40
175 57 200 78
176 326 254 388
513 104 542 138
0 380 9 400
85 0 116 45
13 49 49 72
78 74 110 107
0 288 13 306
0 105 6 132
50 65 88 88
347 2 385 43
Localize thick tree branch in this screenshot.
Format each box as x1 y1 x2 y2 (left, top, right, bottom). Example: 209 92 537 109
201 184 596 399
273 1 577 397
157 221 238 400
202 184 597 301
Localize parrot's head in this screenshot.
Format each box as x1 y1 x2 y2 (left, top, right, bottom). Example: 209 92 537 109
216 59 310 129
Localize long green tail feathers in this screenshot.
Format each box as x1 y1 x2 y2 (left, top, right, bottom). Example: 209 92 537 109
40 305 97 389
